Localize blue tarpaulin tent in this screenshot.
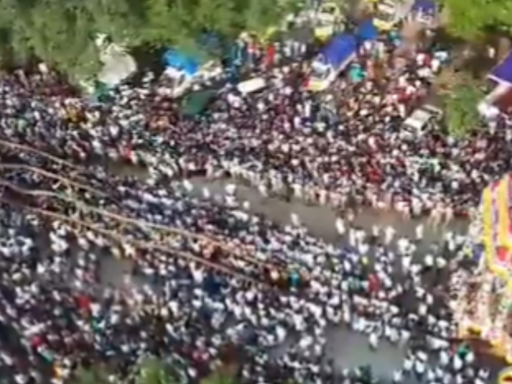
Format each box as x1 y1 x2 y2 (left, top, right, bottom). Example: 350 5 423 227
162 50 201 77
411 0 436 16
490 51 512 85
355 20 378 43
318 33 357 68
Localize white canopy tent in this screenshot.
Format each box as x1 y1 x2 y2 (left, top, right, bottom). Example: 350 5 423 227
76 36 138 98
97 46 137 88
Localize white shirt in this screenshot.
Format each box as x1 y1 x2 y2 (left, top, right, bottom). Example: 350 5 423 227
225 183 236 195
415 360 425 374
290 213 300 226
415 224 424 239
336 218 345 235
452 355 463 370
369 332 378 348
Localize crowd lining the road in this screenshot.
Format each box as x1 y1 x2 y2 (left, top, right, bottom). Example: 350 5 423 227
0 28 503 384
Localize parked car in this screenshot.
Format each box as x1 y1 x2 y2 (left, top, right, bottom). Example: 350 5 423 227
403 103 443 132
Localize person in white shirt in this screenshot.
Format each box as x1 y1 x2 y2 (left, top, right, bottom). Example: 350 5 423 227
401 253 412 272
225 183 237 195
414 358 425 380
415 223 424 240
290 212 300 226
369 331 379 350
452 353 463 371
424 254 434 268
403 354 413 375
393 369 403 383
336 217 346 236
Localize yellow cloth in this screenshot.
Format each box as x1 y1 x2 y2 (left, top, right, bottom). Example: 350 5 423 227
497 177 511 250
482 187 493 255
54 364 63 378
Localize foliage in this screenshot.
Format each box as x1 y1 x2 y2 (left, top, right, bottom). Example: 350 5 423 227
73 366 112 384
439 72 485 139
73 357 240 384
0 0 299 77
439 0 512 40
200 372 239 384
135 357 172 384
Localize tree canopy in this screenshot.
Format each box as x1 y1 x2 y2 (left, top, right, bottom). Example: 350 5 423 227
73 357 238 384
440 0 512 40
437 69 485 138
0 0 300 76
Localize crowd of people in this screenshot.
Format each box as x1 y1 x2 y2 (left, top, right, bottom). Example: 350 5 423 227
0 146 487 384
3 28 508 220
0 22 505 384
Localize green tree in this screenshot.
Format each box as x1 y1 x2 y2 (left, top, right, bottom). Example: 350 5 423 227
439 0 512 61
438 71 485 138
73 357 240 384
0 0 103 76
135 357 175 384
439 0 512 39
73 366 112 384
201 372 239 384
0 0 298 77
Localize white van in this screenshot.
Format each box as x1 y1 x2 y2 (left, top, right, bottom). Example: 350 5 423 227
403 104 443 132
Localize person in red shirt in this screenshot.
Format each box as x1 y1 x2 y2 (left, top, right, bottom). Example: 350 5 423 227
368 273 380 294
76 294 91 313
265 45 276 68
30 335 43 349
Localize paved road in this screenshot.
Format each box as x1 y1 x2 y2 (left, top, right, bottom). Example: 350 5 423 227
186 178 469 240
107 161 469 242
184 179 470 377
97 177 475 380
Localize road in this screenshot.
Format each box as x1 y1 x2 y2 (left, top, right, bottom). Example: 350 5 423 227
187 179 470 377
0 125 485 380
97 177 474 380
184 178 469 243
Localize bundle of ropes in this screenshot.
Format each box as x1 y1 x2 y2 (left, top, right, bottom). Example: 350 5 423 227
0 139 305 291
